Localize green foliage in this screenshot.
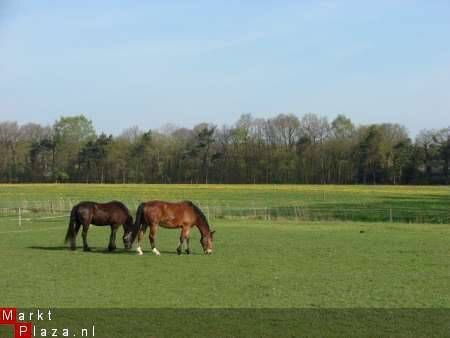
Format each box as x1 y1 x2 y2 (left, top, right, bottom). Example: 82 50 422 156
53 115 96 181
332 114 355 139
53 115 96 144
79 133 113 183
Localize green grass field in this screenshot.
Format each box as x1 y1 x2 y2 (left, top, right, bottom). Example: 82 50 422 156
0 184 449 336
0 218 449 308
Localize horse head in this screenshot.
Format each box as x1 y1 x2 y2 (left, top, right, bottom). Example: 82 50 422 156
201 230 216 254
122 216 137 249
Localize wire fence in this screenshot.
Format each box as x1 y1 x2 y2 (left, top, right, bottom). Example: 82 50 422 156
0 199 449 225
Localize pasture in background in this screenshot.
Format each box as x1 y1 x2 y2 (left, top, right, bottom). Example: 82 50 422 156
0 184 449 224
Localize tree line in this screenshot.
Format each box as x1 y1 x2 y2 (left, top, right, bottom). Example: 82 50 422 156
0 114 449 184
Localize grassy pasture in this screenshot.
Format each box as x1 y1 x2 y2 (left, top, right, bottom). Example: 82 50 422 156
0 218 449 308
0 184 449 336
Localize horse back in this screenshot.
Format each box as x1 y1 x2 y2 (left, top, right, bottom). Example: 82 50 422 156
74 201 130 226
142 201 197 227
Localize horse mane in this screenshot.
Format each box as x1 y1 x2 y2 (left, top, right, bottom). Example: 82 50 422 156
185 201 210 230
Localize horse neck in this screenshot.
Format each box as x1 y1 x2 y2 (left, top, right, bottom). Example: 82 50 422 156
196 217 211 237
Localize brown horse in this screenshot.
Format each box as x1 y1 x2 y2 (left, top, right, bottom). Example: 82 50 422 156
64 201 134 251
131 200 215 255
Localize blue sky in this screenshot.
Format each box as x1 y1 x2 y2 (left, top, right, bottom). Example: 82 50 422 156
1 0 449 136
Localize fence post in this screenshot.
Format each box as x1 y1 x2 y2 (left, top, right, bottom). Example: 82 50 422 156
18 208 22 227
389 208 393 223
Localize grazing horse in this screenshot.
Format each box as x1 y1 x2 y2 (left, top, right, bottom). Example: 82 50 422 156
131 200 215 255
64 201 134 251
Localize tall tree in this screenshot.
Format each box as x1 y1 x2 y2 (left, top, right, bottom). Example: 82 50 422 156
356 126 384 184
331 115 355 139
53 115 96 182
0 122 21 182
80 133 113 183
185 124 220 184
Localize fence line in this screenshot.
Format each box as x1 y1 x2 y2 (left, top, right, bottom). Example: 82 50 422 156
0 226 66 234
0 201 449 224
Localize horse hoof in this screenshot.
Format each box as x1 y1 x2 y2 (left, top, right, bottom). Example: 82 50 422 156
70 246 76 251
185 249 190 255
176 248 182 255
83 247 91 252
108 246 116 252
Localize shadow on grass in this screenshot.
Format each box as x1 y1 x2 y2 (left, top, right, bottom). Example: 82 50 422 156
159 249 202 256
28 246 136 255
27 246 202 255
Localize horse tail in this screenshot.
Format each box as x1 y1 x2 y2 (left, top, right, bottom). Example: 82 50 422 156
134 203 145 232
64 206 77 244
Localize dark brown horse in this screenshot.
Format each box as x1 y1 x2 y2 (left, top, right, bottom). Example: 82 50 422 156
132 200 215 255
64 201 134 251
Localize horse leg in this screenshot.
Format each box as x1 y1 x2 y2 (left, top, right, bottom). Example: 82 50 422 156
184 227 191 254
82 223 91 251
185 236 191 255
136 228 145 255
177 227 190 255
149 224 160 256
176 232 183 255
108 224 118 251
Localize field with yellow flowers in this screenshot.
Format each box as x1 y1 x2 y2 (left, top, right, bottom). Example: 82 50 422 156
0 184 449 223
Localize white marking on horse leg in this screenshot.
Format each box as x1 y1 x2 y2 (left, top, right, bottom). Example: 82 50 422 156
152 248 161 256
137 246 143 255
